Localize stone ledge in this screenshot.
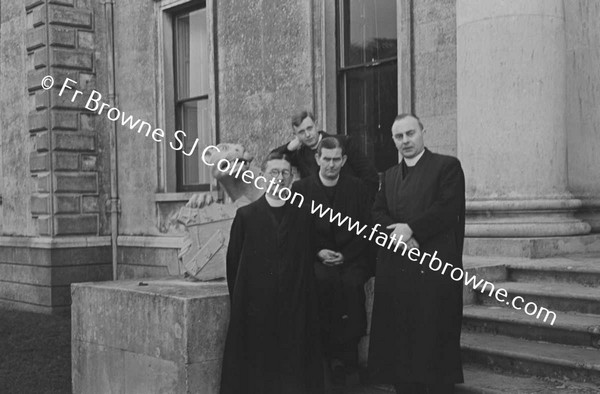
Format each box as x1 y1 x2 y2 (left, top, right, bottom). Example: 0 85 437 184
117 235 184 248
0 235 110 248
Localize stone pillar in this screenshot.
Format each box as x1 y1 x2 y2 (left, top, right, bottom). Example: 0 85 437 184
0 0 113 314
26 0 99 236
456 0 591 237
565 0 600 233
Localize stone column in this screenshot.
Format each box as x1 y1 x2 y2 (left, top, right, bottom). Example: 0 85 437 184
565 0 600 233
456 0 590 237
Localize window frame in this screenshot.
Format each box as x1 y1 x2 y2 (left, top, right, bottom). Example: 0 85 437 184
172 0 213 192
335 0 399 172
157 0 218 194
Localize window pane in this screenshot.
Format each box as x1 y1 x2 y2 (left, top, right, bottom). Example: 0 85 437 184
342 0 397 67
342 63 398 172
179 99 211 185
176 8 209 99
372 63 399 172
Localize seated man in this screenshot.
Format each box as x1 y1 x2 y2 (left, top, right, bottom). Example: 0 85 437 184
292 137 372 387
272 109 379 196
220 152 323 394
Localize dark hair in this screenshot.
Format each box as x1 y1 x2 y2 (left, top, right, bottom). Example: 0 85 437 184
316 136 345 157
260 151 292 172
395 113 424 131
291 110 315 128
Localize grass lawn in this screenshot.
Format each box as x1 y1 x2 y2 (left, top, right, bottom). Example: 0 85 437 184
0 308 71 393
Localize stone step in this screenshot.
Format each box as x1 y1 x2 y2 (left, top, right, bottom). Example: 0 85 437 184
456 364 600 393
461 332 600 385
479 281 600 315
463 305 600 348
347 365 600 393
507 256 600 287
464 235 600 258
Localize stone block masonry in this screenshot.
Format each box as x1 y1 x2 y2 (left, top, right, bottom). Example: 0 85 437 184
0 0 112 315
26 0 98 236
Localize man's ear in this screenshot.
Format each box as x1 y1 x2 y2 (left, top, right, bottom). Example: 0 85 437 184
314 152 320 164
341 155 348 167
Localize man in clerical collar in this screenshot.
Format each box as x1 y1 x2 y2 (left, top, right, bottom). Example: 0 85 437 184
272 110 379 196
368 114 466 394
292 137 372 390
220 152 323 394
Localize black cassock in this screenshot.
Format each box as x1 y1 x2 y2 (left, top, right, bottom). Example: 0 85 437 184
220 196 323 394
368 148 465 385
292 174 372 352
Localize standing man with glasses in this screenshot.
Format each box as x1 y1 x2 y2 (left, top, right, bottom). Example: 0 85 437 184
271 110 379 197
293 137 372 390
368 114 465 394
220 152 323 394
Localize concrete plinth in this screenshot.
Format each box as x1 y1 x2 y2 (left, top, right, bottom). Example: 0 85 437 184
71 278 229 394
457 0 591 237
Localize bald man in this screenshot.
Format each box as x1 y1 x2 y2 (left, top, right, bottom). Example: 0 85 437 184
368 114 466 394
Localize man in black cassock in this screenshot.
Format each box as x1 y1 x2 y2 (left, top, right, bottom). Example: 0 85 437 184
271 110 379 196
292 137 371 387
368 114 465 394
220 152 323 394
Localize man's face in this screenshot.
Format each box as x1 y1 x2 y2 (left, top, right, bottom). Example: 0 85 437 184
263 159 293 196
391 116 425 159
293 116 319 149
315 147 346 180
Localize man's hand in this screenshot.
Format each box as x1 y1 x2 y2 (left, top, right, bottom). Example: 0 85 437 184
386 223 413 243
406 237 420 250
185 192 215 208
287 136 302 152
317 249 344 266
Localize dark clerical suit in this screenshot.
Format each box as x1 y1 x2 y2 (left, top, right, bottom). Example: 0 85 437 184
368 148 465 389
293 174 371 367
272 131 379 196
220 196 323 394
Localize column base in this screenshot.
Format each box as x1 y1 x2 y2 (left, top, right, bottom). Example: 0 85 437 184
466 198 591 238
575 198 600 233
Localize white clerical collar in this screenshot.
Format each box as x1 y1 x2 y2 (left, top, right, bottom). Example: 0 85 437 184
265 193 285 207
310 134 323 151
403 149 425 167
319 172 339 187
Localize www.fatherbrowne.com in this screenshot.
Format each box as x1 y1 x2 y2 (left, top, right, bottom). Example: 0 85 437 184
43 76 556 327
309 201 557 326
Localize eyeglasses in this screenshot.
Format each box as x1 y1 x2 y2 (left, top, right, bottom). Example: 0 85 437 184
268 169 292 178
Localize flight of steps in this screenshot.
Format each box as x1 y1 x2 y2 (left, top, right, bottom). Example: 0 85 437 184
351 254 600 394
458 254 600 393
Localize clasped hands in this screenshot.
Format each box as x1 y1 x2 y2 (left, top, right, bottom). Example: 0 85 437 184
318 249 344 267
387 223 420 250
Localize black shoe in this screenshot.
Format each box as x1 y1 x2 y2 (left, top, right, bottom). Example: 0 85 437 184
330 359 346 386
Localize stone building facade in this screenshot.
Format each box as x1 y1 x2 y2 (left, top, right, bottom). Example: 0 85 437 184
1 0 599 312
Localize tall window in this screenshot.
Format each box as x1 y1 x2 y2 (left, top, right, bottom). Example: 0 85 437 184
173 2 213 191
337 0 398 172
